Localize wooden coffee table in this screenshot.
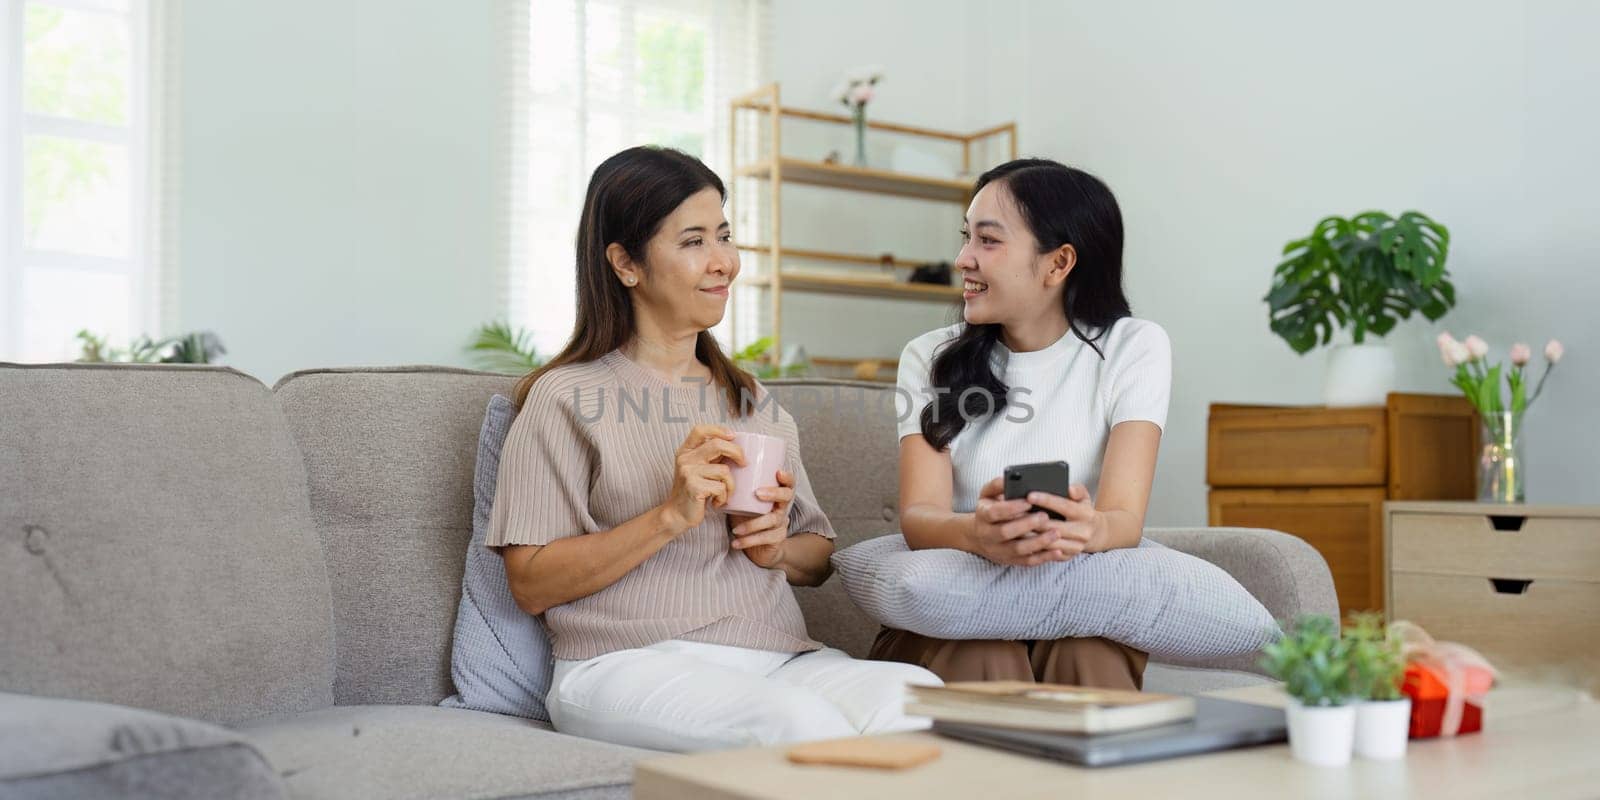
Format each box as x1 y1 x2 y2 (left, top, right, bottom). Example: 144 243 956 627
633 685 1598 799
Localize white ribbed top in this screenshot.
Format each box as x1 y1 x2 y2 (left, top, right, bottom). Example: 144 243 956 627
485 350 836 660
895 318 1172 513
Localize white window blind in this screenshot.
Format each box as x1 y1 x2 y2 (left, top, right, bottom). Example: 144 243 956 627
0 0 174 363
503 0 769 355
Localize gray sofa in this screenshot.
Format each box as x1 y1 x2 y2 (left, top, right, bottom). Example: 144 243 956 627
0 362 1337 799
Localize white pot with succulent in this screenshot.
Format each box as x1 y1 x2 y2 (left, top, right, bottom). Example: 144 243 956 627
1259 615 1356 766
1265 211 1455 407
1347 613 1411 761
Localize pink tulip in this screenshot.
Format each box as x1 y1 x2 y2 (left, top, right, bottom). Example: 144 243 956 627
849 84 875 106
1510 343 1532 366
1545 339 1564 363
1464 335 1489 360
1446 340 1471 367
1436 332 1459 365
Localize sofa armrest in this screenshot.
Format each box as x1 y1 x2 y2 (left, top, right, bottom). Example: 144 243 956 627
0 692 286 800
1142 526 1339 674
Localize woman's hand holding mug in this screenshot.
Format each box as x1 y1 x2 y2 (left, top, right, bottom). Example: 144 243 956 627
659 424 743 535
729 469 796 568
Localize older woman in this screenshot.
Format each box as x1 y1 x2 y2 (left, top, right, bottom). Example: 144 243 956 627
488 146 939 753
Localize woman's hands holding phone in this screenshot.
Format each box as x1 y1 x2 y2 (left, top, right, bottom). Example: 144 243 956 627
972 477 1100 566
1020 484 1106 558
972 477 1069 566
659 424 744 535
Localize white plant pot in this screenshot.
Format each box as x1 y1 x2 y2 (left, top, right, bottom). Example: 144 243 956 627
1354 698 1412 760
1286 700 1355 766
1323 343 1396 407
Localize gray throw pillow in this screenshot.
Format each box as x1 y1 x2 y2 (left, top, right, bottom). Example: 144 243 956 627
0 692 284 800
439 395 555 721
833 535 1277 660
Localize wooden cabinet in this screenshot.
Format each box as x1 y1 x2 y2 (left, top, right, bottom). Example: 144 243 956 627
1206 393 1477 615
1386 502 1600 696
1209 487 1388 613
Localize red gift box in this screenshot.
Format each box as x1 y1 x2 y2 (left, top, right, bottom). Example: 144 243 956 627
1393 621 1497 740
1402 662 1490 738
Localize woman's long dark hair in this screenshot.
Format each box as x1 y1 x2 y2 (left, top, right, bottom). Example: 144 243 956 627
513 146 757 414
919 158 1131 451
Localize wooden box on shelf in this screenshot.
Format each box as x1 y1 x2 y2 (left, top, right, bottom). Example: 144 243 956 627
1385 502 1600 696
1206 393 1477 615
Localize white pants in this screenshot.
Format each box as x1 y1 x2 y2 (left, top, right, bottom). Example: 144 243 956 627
546 639 943 752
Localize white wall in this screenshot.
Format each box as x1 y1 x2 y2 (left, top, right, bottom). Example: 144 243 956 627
969 0 1599 522
176 0 976 384
177 0 502 384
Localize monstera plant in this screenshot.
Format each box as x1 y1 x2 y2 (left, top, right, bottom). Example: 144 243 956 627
1266 210 1454 354
1265 211 1455 406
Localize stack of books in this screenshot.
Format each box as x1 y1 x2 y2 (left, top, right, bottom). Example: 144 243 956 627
906 681 1197 734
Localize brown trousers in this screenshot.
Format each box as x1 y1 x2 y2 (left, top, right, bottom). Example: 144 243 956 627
870 627 1149 690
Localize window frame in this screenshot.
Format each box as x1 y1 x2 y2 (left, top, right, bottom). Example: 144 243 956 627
507 0 762 355
1 0 155 362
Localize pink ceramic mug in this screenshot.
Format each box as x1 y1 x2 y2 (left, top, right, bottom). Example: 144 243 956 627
723 431 786 516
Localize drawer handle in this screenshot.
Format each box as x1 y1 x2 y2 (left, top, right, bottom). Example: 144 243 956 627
1488 515 1527 532
1490 578 1533 594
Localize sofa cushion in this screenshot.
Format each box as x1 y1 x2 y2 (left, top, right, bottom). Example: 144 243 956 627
0 363 335 724
239 705 649 800
440 394 555 721
271 367 517 706
0 690 284 800
832 534 1278 660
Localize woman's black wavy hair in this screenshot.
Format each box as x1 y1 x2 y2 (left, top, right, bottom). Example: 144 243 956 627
918 158 1131 450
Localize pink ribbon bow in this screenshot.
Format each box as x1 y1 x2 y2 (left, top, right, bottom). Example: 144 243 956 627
1390 620 1498 736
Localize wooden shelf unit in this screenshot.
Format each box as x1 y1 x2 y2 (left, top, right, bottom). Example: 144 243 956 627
733 158 974 203
809 355 899 383
740 272 963 302
728 82 1016 366
736 244 922 272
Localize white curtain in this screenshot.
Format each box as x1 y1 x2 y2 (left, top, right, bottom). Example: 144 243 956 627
501 0 770 356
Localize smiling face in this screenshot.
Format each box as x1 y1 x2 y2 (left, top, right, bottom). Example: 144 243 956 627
610 186 738 334
957 181 1071 327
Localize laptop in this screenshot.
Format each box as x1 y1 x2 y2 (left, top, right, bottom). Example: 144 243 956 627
932 696 1287 767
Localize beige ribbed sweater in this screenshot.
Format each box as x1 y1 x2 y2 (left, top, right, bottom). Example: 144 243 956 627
485 350 836 661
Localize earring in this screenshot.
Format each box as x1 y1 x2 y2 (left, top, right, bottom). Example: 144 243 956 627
625 276 636 286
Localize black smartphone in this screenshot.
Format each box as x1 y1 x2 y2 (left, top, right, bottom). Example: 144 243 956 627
1003 461 1072 521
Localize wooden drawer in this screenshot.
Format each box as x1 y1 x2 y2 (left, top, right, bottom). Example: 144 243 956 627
1208 406 1386 487
1390 512 1600 582
1390 571 1600 695
1210 487 1385 615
